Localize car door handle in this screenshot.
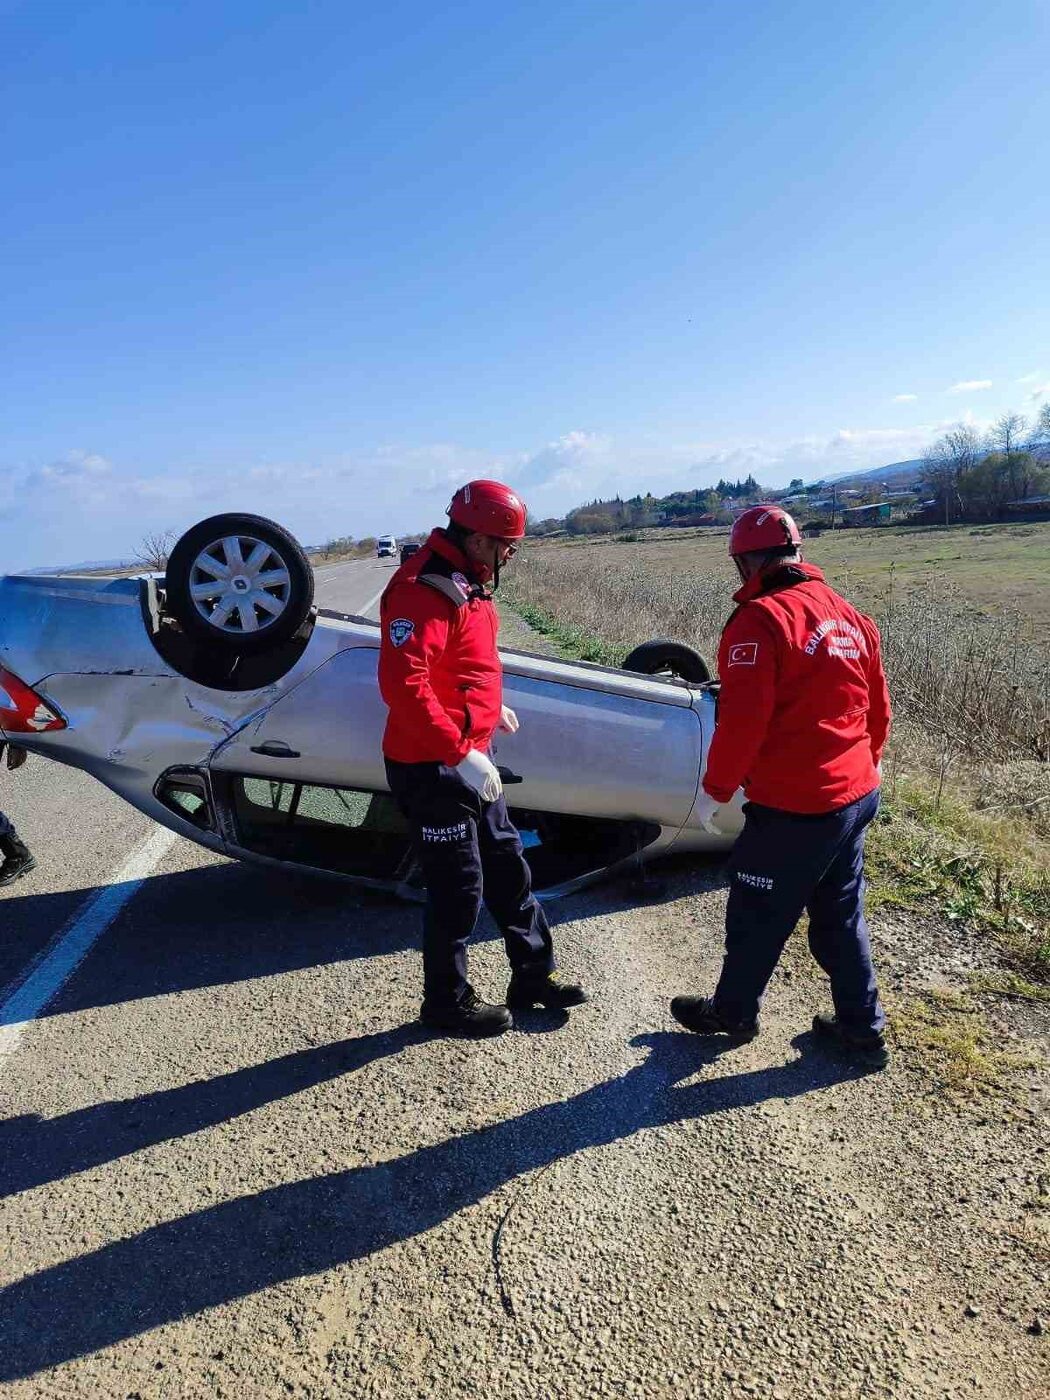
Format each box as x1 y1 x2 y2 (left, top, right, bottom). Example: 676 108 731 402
250 741 301 758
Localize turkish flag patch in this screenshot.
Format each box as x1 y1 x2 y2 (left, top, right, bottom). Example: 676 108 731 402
728 642 759 667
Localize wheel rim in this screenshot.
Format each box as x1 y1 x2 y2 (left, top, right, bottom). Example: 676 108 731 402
187 535 292 635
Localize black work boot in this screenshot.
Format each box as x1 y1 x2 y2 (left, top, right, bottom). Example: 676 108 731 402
812 1013 889 1069
670 995 760 1042
0 833 36 888
420 987 513 1038
506 969 587 1010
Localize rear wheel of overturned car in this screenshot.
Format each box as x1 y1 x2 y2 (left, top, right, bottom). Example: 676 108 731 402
622 639 712 684
164 513 315 655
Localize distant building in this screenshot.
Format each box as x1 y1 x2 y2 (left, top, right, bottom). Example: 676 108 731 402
842 502 891 525
1003 495 1050 516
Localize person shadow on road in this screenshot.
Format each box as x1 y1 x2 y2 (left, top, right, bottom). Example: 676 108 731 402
0 1027 868 1382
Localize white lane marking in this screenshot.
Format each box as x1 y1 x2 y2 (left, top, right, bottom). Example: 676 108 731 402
0 824 178 1060
358 582 387 619
315 558 392 618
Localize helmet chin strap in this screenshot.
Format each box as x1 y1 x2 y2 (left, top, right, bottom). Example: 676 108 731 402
466 532 500 588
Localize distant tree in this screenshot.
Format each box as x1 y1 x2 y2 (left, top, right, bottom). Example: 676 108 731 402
922 424 980 525
957 453 1012 521
1029 402 1050 459
135 529 177 572
989 412 1026 458
987 412 1041 501
319 536 354 559
788 477 804 491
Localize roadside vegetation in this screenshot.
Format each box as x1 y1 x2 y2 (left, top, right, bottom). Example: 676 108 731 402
889 987 1041 1106
314 535 379 560
312 533 426 562
504 523 1050 1006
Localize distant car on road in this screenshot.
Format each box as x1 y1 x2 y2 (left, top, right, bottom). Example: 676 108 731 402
0 513 736 900
399 541 421 565
376 535 397 558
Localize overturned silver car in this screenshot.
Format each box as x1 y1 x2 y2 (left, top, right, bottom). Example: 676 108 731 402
0 513 740 898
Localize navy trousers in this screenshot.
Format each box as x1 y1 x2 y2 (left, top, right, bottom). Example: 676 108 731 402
0 808 14 841
385 758 555 1007
713 787 885 1034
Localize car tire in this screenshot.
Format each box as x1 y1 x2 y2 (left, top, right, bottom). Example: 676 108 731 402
622 639 712 684
164 513 315 655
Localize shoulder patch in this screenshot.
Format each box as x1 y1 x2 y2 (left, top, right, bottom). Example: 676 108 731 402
388 617 415 647
728 641 759 667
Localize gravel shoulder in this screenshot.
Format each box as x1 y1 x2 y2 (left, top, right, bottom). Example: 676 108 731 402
0 606 1045 1398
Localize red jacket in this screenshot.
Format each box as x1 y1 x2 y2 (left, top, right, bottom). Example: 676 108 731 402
703 562 891 814
378 530 502 765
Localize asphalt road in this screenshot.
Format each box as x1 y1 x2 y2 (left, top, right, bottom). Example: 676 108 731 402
1 556 1046 1398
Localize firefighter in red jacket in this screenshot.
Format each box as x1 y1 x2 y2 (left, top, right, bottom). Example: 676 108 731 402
671 505 892 1068
379 479 586 1037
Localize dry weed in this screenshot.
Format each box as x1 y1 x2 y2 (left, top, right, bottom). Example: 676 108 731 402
510 544 1050 766
508 543 731 664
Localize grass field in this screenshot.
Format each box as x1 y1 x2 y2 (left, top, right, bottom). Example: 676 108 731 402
535 519 1050 643
779 520 1050 641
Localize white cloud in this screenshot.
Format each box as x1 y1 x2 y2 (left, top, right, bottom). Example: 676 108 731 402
1017 371 1043 385
0 443 522 569
892 393 918 402
946 379 992 394
1 415 996 570
29 450 113 483
1029 382 1050 401
514 431 614 495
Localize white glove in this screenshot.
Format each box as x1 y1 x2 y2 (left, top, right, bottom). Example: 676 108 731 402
695 789 726 835
498 705 519 734
456 749 503 803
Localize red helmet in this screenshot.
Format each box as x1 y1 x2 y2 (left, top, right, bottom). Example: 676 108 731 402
729 504 801 556
447 479 527 539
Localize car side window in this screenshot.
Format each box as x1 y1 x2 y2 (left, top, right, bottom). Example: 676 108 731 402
155 771 214 830
227 776 414 879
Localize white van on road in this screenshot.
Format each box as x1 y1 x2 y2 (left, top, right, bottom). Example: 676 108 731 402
376 535 397 558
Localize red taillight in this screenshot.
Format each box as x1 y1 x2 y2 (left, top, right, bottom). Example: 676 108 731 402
0 666 67 734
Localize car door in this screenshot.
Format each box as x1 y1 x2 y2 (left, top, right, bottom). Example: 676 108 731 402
211 640 701 833
208 643 414 881
495 655 702 831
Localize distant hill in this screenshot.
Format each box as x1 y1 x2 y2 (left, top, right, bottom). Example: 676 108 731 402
805 458 924 491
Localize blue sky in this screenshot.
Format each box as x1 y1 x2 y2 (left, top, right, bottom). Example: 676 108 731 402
2 0 1048 566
